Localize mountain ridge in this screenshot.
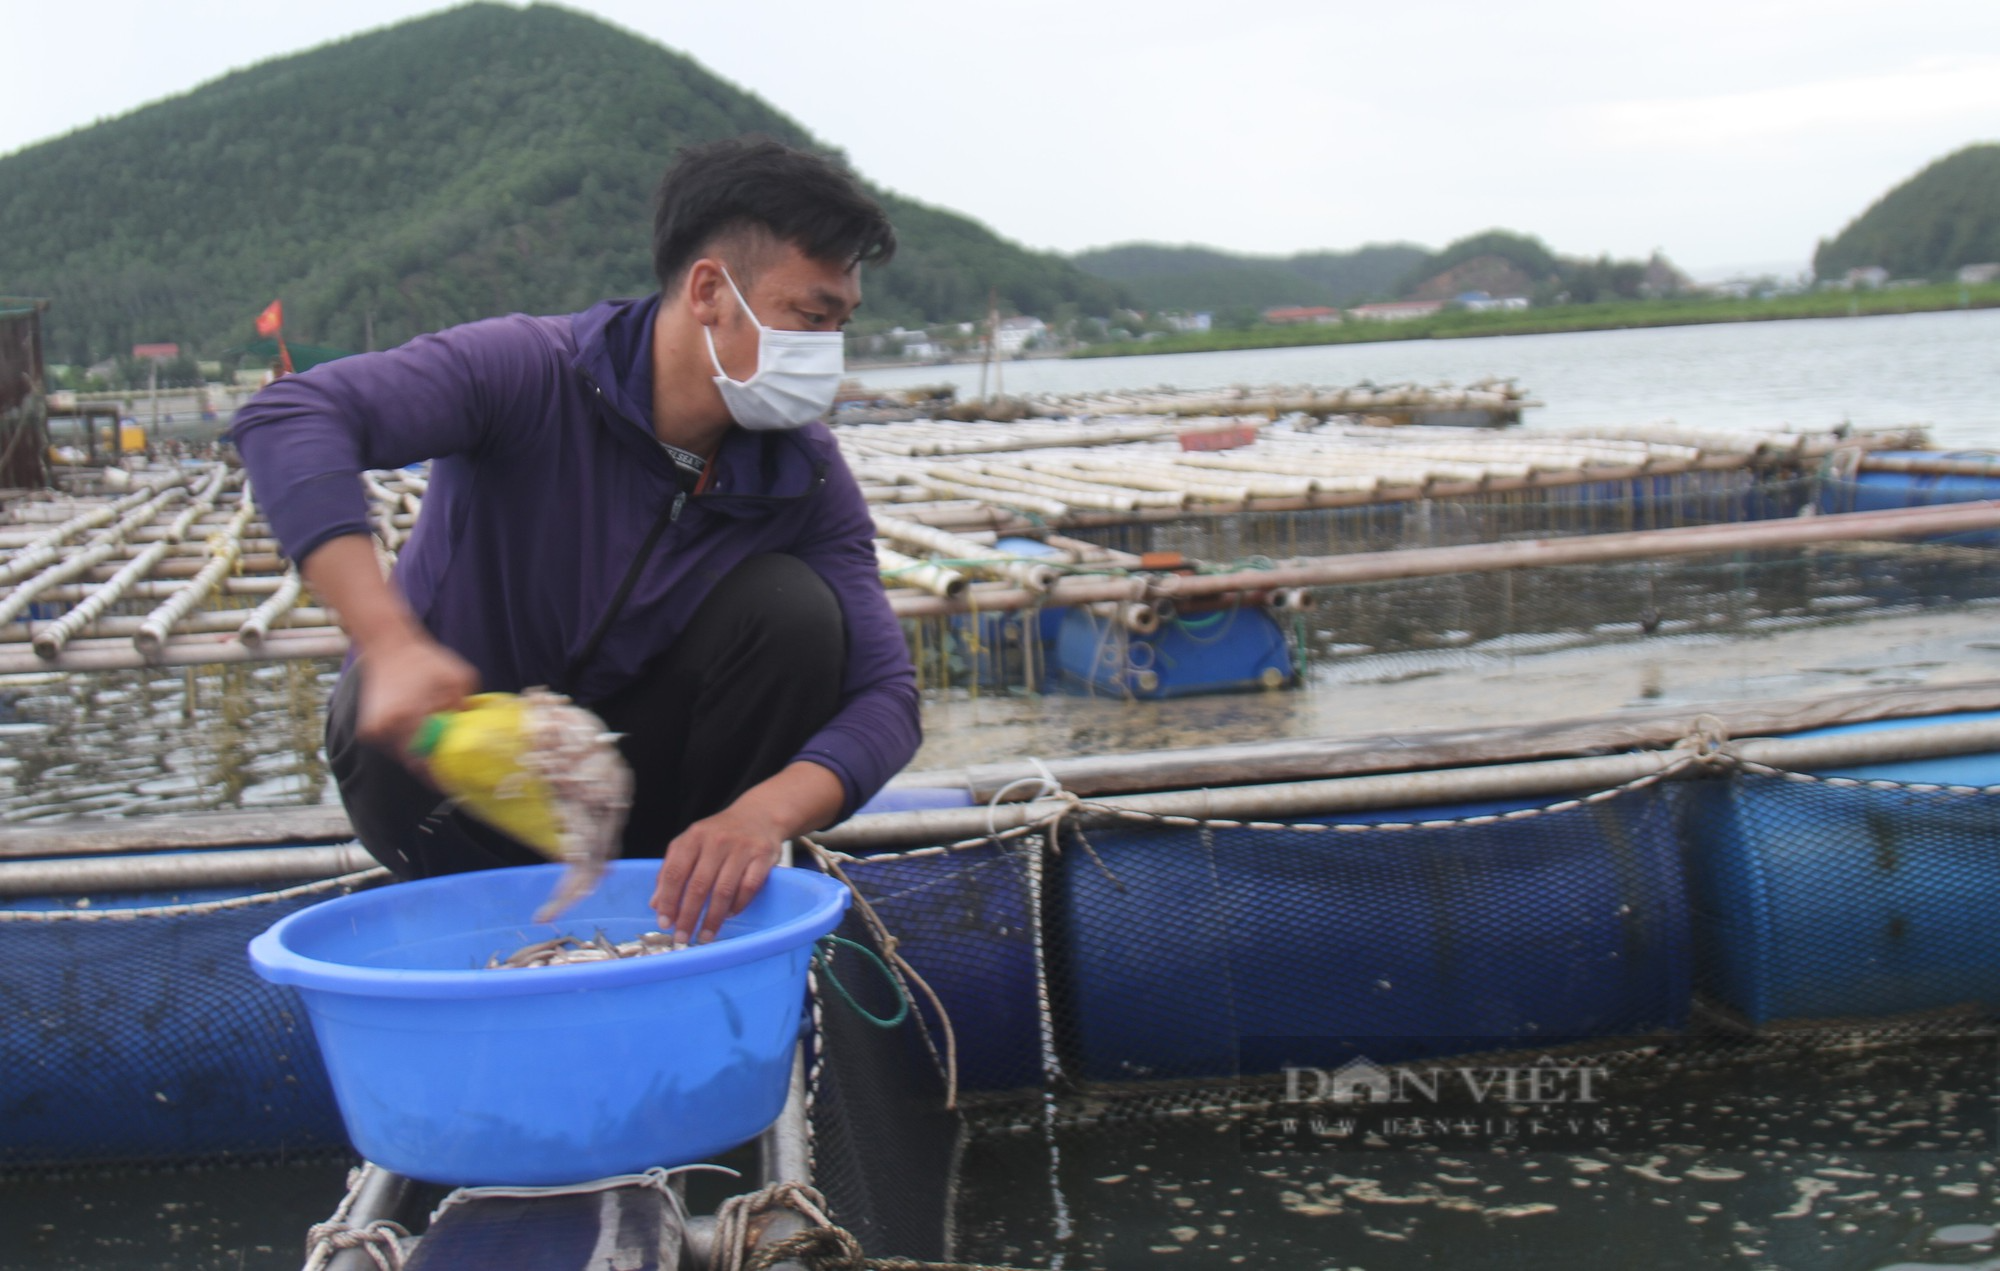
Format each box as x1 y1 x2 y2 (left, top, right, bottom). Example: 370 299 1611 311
1814 144 2000 280
0 2 1126 363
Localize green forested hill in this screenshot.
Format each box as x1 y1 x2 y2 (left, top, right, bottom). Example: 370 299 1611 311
1814 144 2000 280
1071 243 1430 314
1073 231 1680 318
0 3 1125 363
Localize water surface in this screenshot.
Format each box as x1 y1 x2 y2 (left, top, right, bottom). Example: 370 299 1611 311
859 309 2000 448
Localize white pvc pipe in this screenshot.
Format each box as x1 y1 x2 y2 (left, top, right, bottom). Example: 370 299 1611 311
816 715 2000 850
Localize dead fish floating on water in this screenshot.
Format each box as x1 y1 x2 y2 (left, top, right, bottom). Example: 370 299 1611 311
490 928 684 969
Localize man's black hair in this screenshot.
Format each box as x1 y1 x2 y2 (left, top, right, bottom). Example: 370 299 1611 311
651 137 896 291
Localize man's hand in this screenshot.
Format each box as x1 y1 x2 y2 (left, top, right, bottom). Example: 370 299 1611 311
651 760 846 944
302 533 479 757
356 631 480 754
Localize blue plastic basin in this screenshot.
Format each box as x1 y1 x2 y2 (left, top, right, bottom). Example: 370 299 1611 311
249 861 848 1185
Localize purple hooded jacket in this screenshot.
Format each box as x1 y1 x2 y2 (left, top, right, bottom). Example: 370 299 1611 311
229 294 920 819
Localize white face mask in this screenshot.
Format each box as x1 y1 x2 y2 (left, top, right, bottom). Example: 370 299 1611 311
704 266 845 431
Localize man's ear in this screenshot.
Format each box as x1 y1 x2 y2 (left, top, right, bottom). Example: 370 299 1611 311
684 259 728 328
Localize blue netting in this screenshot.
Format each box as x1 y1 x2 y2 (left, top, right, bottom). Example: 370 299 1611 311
0 885 355 1171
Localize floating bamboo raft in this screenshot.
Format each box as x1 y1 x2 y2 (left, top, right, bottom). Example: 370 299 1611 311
868 378 1544 426
0 407 1950 676
0 465 413 674
840 415 1926 531
1010 377 1538 423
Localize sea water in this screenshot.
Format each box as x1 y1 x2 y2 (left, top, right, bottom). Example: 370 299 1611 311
5 311 2000 1268
954 1039 1999 1270
859 307 2000 450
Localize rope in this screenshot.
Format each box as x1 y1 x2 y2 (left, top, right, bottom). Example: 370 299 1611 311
1674 712 1732 770
1069 758 1693 835
304 1163 387 1271
799 840 963 1111
1027 823 1074 1257
715 1181 1034 1271
829 711 2000 880
1733 758 2000 796
984 757 1060 838
429 1163 730 1218
812 934 910 1028
304 1164 411 1271
712 1180 836 1271
303 1218 411 1271
0 866 390 922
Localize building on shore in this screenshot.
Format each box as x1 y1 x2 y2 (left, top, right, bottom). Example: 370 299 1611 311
995 316 1047 356
1263 306 1341 326
1348 300 1445 322
886 327 940 361
1455 291 1531 313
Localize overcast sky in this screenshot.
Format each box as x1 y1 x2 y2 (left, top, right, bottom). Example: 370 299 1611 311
5 0 1998 276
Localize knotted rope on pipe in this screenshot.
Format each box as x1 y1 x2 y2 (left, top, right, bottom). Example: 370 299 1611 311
716 1181 1035 1271
1674 713 1734 771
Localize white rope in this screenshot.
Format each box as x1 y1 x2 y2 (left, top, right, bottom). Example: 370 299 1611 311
984 757 1062 839
304 1164 409 1271
428 1163 737 1219
0 867 390 922
303 1218 410 1271
1078 759 1692 835
1734 757 2000 795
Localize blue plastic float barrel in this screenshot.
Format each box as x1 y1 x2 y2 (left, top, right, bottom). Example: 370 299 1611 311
854 785 974 816
1060 791 1691 1081
841 790 1044 1090
1688 711 2000 1026
837 841 1042 1091
946 538 1069 687
0 879 347 1169
1818 451 2000 545
1054 604 1293 699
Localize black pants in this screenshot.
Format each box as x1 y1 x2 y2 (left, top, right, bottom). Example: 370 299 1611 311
327 554 847 880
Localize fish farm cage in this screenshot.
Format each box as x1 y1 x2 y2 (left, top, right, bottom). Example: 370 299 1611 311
803 715 2000 1269
6 708 2000 1270
0 406 1974 701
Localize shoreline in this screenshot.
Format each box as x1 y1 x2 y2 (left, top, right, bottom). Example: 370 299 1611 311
1068 283 2000 361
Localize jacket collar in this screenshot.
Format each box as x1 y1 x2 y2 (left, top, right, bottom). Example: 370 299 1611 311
570 293 659 437
568 295 831 506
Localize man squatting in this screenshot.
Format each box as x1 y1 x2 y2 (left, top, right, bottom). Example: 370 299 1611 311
231 138 923 943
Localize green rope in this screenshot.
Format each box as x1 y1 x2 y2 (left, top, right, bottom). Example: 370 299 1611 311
1170 609 1233 632
812 934 909 1029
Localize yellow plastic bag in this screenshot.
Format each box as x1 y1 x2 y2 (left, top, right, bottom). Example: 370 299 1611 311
408 689 633 921
408 693 564 860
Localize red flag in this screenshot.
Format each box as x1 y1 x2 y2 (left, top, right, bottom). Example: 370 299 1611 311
255 299 283 337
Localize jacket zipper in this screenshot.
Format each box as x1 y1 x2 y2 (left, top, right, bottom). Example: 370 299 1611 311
564 377 690 694
559 373 824 692
561 484 684 695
